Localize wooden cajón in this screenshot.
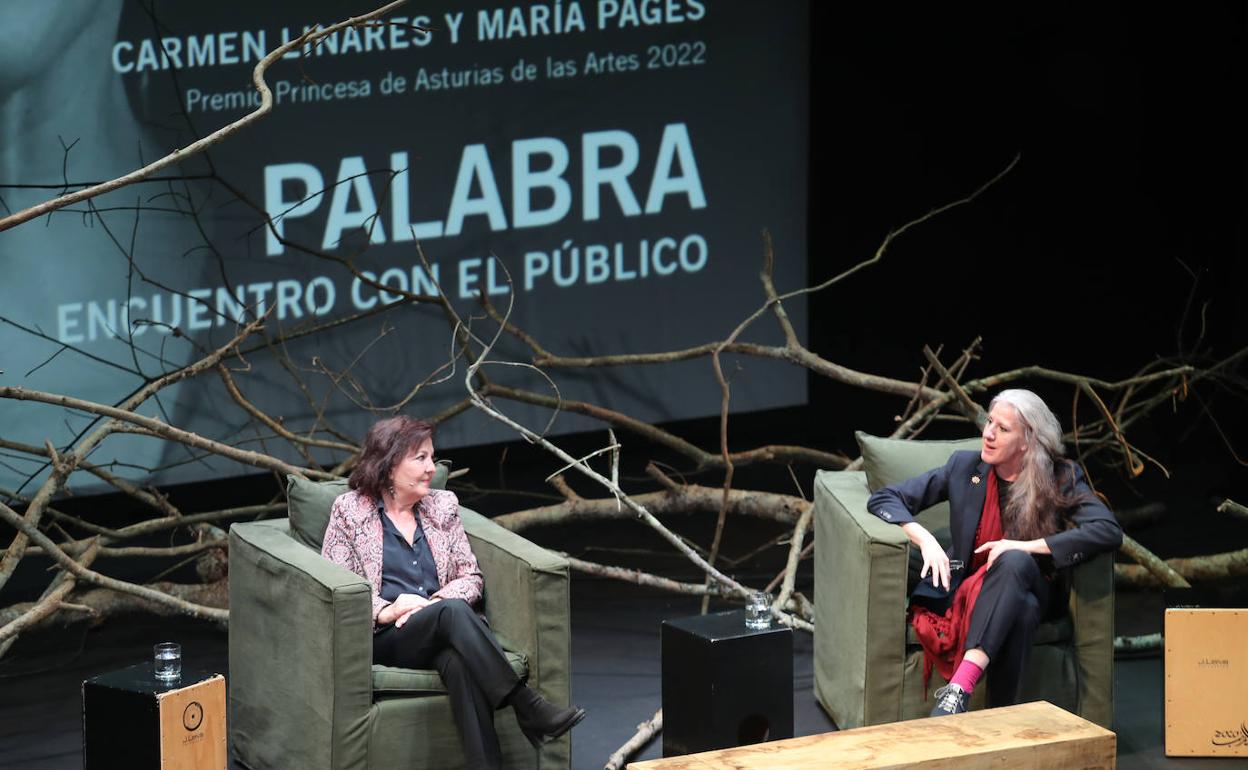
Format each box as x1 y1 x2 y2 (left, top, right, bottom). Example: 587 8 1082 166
82 662 226 770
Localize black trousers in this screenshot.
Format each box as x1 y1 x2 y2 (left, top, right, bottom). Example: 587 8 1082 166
962 550 1052 707
373 598 522 770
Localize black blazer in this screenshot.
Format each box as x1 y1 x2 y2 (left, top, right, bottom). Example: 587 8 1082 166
867 450 1122 592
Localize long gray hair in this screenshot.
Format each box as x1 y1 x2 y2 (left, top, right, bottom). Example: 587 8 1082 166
990 389 1083 540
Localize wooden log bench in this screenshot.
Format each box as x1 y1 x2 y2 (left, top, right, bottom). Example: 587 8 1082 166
628 701 1116 769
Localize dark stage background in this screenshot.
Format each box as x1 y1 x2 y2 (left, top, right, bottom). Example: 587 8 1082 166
804 2 1247 558
2 0 1245 640
812 2 1245 388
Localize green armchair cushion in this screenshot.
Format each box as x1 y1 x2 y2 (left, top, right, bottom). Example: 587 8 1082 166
372 651 527 696
856 431 982 491
286 464 450 551
855 432 982 543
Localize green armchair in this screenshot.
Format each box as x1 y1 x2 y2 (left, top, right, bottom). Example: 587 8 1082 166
813 433 1115 730
228 475 572 770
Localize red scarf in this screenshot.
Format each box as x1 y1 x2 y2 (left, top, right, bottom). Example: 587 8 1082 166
909 469 1004 693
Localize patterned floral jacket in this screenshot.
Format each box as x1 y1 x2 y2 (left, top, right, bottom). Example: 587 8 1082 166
320 488 484 629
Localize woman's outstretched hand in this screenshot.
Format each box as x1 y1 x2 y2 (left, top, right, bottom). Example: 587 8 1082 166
903 522 952 591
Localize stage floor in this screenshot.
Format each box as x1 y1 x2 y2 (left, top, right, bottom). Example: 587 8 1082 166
0 581 1229 769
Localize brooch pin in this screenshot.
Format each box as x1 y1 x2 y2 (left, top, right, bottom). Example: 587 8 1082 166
971 475 981 485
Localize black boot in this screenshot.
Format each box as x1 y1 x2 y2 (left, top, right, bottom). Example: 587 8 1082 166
506 685 586 748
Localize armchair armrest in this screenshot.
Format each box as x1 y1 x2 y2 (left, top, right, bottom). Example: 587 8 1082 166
229 519 374 770
1068 550 1115 728
460 507 571 698
460 507 571 770
813 470 911 729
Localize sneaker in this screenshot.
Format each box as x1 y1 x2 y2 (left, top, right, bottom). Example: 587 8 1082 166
929 684 969 717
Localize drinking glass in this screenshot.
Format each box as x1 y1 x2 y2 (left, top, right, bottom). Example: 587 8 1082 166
745 591 772 631
154 642 181 681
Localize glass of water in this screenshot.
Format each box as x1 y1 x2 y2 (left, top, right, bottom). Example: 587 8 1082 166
745 591 772 631
154 642 181 681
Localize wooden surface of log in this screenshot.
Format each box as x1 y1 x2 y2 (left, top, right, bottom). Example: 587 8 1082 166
627 701 1115 769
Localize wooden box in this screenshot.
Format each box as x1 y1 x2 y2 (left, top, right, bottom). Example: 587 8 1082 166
661 609 793 757
1165 607 1248 757
628 701 1115 769
83 662 226 770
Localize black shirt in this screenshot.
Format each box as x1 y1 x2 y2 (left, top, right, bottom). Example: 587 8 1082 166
377 501 442 602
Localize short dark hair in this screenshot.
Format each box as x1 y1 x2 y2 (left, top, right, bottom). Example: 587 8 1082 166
348 416 436 500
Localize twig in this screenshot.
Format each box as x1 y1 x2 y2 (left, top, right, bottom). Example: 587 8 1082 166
484 382 849 471
562 555 723 596
216 363 357 455
1079 382 1145 477
720 530 792 569
533 155 1021 411
0 388 335 481
1116 545 1248 587
773 509 814 612
11 540 227 561
644 463 683 494
492 485 809 531
922 345 987 427
1118 534 1190 588
547 474 582 502
605 709 663 770
457 263 809 628
1218 498 1248 520
0 1 414 231
1114 633 1162 653
0 539 100 650
0 314 269 592
0 502 228 622
544 443 622 483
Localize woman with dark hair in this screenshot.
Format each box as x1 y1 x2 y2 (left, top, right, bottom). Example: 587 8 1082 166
868 389 1122 717
322 416 584 769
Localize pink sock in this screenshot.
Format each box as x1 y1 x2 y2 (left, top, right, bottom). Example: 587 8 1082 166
950 658 984 693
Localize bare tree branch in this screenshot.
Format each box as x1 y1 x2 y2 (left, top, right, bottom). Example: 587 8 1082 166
1118 534 1191 588
1218 498 1248 520
484 382 849 471
563 555 723 596
0 539 100 651
0 388 336 480
492 484 809 532
454 263 815 631
1116 546 1248 587
605 709 663 770
0 314 269 591
0 501 227 623
0 1 415 232
774 508 813 613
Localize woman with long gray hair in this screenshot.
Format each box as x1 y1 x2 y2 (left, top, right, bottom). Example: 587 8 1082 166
867 389 1122 716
